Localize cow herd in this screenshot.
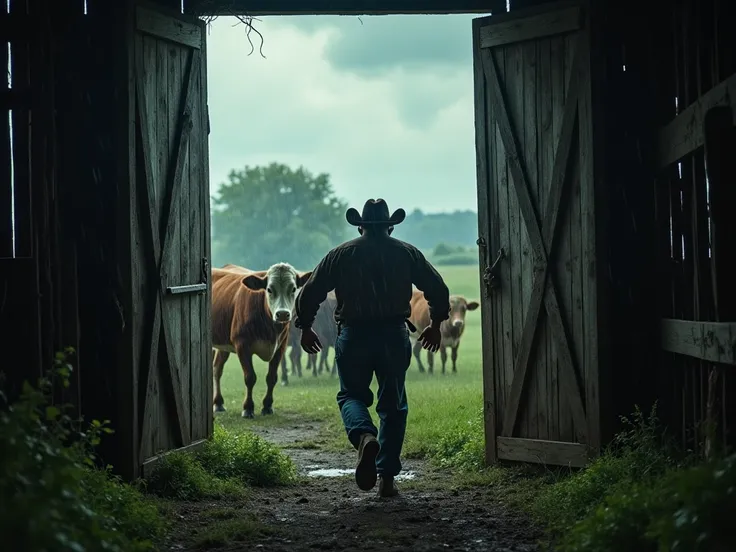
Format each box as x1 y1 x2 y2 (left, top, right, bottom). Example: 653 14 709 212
210 262 479 418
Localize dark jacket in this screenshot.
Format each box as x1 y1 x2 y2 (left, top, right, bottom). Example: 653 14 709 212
295 234 451 330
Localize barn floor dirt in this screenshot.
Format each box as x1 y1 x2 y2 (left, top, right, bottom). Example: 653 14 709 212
163 420 543 552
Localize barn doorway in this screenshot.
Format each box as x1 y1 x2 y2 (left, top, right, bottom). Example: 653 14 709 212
203 11 487 472
126 0 600 483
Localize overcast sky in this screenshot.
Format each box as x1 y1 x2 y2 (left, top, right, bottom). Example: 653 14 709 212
205 14 487 214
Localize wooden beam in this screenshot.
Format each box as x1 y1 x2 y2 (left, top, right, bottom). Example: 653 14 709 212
479 5 581 48
137 5 202 49
497 437 588 467
141 438 208 479
185 0 504 16
661 318 736 365
472 16 497 464
655 72 736 171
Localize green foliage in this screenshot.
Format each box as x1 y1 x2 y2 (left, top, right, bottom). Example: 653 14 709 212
433 252 477 266
431 243 478 266
211 163 349 270
559 480 667 552
146 422 296 500
0 348 166 552
532 405 677 534
144 450 246 501
524 403 736 552
650 452 736 551
558 455 736 552
196 423 298 487
432 408 485 471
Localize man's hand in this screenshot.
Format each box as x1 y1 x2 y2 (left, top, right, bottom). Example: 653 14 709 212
300 327 323 354
418 325 441 353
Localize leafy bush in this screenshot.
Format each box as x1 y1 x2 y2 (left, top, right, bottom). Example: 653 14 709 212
532 404 677 533
144 449 246 501
196 423 298 487
0 348 166 552
432 408 485 471
146 422 296 499
530 403 736 552
559 454 736 552
559 479 667 552
649 452 736 551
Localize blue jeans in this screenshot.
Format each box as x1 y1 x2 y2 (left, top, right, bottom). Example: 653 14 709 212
335 322 412 478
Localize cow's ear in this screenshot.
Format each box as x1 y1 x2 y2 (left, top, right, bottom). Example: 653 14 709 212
296 271 313 287
242 274 267 290
466 301 480 311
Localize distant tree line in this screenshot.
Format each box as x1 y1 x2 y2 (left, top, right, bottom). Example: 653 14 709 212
210 162 479 271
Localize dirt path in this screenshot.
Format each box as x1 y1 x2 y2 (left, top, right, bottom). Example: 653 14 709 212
166 421 543 551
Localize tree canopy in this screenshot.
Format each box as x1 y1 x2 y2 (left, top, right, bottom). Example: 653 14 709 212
210 162 481 272
211 163 349 271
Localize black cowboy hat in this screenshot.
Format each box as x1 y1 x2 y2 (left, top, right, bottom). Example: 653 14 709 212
345 198 406 227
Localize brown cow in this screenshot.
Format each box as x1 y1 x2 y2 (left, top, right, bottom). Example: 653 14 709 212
281 291 339 378
408 289 479 374
211 263 312 418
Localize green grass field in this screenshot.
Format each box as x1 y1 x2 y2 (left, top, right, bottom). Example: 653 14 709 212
215 264 484 460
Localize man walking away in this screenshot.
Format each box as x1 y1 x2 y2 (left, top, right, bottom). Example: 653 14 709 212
294 199 450 498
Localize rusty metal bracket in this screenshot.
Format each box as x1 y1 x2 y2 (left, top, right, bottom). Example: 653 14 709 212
482 247 505 297
166 256 209 296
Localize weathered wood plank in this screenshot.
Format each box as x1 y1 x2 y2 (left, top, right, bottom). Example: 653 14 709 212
136 35 164 461
187 0 506 16
199 28 214 439
483 50 546 263
189 46 205 441
661 319 736 365
159 52 200 272
497 436 588 467
542 36 580 244
157 49 199 447
536 37 553 441
137 5 202 49
483 47 542 438
480 6 582 49
655 72 736 171
543 277 586 443
176 44 192 443
522 38 539 439
491 45 534 438
548 33 565 442
493 48 514 444
472 16 497 463
141 438 208 479
576 24 600 452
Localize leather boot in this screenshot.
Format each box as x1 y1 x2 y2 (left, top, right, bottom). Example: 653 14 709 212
355 433 379 491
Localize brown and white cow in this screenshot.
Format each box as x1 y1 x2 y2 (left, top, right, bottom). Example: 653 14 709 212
408 289 479 374
281 291 339 378
211 263 312 418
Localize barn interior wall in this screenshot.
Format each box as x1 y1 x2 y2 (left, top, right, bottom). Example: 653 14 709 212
601 0 736 454
0 0 135 472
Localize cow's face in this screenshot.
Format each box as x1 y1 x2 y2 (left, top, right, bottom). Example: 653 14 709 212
242 263 312 324
446 295 479 331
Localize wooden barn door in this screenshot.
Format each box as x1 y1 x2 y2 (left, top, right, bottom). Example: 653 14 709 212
473 2 599 468
131 4 212 477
